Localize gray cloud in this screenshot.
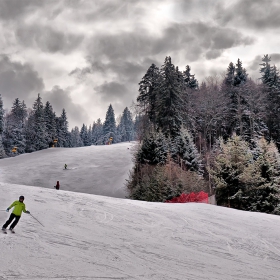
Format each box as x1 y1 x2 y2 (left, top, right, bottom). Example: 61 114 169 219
43 86 89 127
87 22 254 63
16 25 84 54
216 0 280 30
0 55 44 107
249 53 280 72
206 50 223 60
94 82 130 103
0 0 269 127
0 0 45 20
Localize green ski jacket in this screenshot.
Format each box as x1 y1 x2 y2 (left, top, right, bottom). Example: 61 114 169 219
8 201 27 216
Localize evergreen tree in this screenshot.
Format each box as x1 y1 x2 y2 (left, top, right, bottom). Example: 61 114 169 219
103 104 116 143
234 59 247 86
80 124 89 146
239 138 280 213
260 55 280 148
56 109 69 147
156 56 183 138
175 129 203 174
3 98 27 154
32 94 48 150
119 107 134 142
70 126 83 147
211 135 252 208
224 62 235 87
44 101 57 146
183 65 198 89
87 125 92 146
137 131 168 165
92 118 103 144
61 109 69 147
25 111 36 152
137 63 160 125
0 94 6 158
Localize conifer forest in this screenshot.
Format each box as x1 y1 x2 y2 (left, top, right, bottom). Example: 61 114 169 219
2 54 280 215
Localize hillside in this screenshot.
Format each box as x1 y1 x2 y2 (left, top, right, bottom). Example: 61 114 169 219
1 143 280 279
1 182 280 280
0 142 135 198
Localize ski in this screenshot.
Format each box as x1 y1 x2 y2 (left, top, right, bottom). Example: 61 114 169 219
2 229 7 234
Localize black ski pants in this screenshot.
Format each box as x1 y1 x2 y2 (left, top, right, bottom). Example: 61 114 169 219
2 213 21 229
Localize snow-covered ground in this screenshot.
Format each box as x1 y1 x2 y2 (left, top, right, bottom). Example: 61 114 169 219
0 142 136 198
0 143 280 279
1 183 280 279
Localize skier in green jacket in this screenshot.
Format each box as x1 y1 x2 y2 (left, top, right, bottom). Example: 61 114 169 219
2 196 30 233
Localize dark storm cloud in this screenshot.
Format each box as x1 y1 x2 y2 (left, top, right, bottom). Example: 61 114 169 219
43 86 89 126
0 55 44 107
88 22 254 63
205 50 223 60
70 57 158 86
16 25 84 54
0 0 46 20
216 0 280 30
94 82 130 103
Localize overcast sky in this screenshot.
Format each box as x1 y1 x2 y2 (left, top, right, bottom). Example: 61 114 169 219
0 0 280 128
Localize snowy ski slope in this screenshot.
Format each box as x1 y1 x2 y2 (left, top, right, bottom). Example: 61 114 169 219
0 142 136 198
0 143 280 279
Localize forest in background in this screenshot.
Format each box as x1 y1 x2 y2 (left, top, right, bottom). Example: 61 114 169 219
127 54 280 215
1 53 280 215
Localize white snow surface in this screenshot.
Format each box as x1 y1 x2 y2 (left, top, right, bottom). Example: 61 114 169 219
0 143 280 279
0 142 136 198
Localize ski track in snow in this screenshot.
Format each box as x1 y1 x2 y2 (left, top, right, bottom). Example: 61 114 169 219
0 143 280 279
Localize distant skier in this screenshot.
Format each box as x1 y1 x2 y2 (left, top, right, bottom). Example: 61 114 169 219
54 181 60 190
64 164 67 170
2 196 30 233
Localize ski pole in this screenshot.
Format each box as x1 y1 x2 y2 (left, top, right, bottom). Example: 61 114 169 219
30 213 44 227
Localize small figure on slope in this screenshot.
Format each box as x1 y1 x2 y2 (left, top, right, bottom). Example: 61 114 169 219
2 196 30 233
54 181 60 190
64 164 67 170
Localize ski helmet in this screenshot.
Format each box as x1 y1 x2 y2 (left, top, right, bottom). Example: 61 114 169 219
19 196 24 200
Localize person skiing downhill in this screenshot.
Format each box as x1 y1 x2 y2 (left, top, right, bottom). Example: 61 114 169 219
2 196 30 233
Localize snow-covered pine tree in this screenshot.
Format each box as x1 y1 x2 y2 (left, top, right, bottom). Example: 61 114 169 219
32 94 48 150
119 107 134 142
137 63 160 126
239 138 280 213
92 118 103 144
103 104 116 143
156 56 183 138
0 94 6 158
87 125 92 146
137 131 168 165
80 124 89 146
3 98 27 154
222 59 250 139
234 58 248 87
211 135 252 208
175 129 203 174
70 126 83 147
183 65 198 89
260 55 280 148
44 101 57 147
259 54 273 86
56 109 69 147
